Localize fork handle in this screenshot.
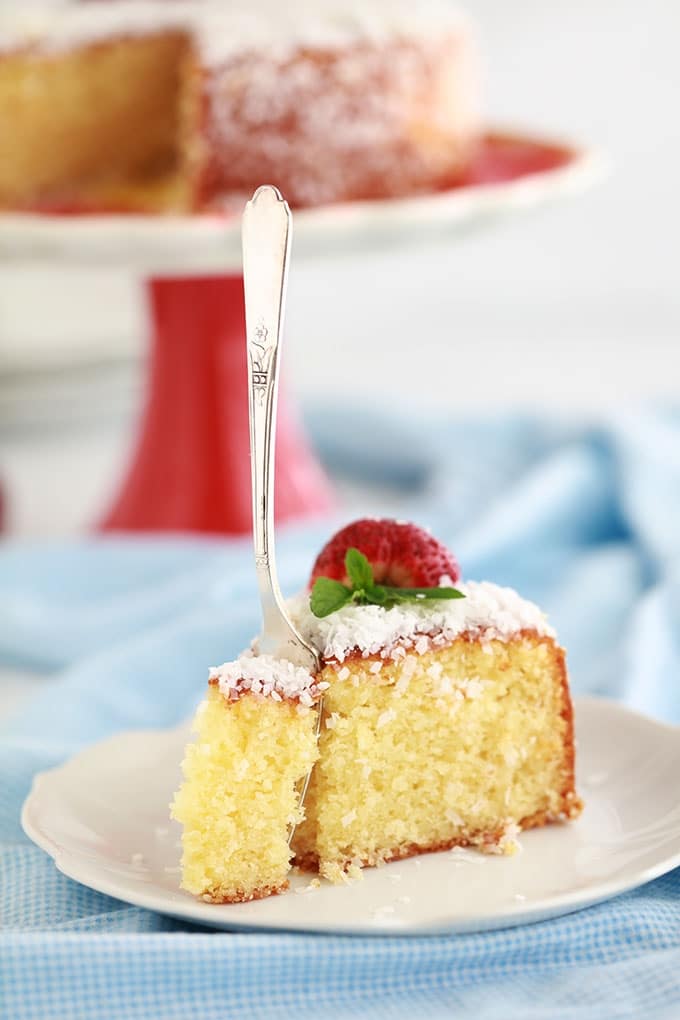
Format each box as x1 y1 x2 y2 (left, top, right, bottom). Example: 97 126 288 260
242 185 292 621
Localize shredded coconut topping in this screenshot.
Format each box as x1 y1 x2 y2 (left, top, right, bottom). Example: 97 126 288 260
0 1 469 63
210 652 323 705
290 580 555 664
209 581 551 706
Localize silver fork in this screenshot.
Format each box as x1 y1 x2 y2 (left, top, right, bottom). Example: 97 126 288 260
242 185 322 840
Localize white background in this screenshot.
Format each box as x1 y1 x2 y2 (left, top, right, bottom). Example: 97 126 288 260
1 0 679 536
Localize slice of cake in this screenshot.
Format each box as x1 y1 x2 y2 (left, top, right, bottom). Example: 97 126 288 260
171 654 324 903
173 518 582 900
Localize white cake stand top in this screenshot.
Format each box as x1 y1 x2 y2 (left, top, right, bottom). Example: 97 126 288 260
0 130 605 275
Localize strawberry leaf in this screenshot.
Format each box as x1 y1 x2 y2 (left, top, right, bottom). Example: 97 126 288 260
310 578 353 618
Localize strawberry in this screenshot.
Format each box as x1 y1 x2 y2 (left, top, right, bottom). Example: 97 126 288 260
309 518 460 590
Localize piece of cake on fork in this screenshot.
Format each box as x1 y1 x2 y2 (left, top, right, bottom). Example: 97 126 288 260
172 518 581 902
171 655 324 903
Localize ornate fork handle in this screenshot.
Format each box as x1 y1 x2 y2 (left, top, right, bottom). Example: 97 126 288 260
242 186 319 671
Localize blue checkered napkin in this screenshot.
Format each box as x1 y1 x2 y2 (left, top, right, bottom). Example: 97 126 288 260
2 409 680 1019
3 873 680 1020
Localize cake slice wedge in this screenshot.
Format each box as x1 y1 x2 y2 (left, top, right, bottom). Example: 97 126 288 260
172 518 582 900
289 584 580 882
171 655 323 903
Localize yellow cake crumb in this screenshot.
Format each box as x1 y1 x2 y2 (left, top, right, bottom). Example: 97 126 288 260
0 32 194 209
172 632 581 899
292 635 579 881
171 686 318 903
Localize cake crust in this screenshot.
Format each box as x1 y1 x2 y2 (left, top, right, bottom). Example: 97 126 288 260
199 881 289 905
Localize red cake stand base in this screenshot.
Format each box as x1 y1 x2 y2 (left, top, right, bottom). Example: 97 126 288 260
100 275 333 534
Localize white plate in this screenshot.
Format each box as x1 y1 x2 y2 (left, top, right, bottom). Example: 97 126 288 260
21 696 680 935
0 131 605 274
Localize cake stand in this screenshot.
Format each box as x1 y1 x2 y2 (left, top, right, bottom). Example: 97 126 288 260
0 131 604 535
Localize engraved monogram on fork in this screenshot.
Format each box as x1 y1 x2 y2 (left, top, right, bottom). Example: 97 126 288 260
250 322 272 402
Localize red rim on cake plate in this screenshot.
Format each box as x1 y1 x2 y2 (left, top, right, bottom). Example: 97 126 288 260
21 697 680 936
0 130 606 536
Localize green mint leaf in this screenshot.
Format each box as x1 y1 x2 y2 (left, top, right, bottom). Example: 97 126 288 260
310 578 353 618
344 547 374 591
383 586 466 601
310 552 464 617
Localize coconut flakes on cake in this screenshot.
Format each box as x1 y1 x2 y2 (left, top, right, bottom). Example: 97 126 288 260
0 1 469 63
290 580 555 663
210 652 328 704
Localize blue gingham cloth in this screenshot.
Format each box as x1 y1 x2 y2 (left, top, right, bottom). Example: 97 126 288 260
2 408 680 1020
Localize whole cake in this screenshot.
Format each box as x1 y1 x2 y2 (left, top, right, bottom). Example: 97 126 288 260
0 1 479 212
172 519 582 904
